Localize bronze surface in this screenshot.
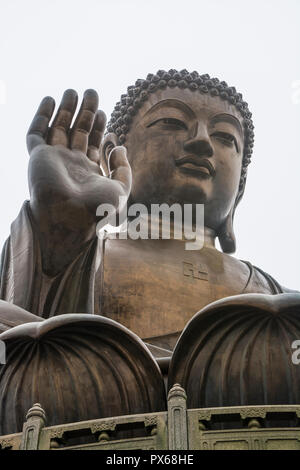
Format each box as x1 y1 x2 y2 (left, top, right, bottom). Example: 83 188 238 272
0 70 298 441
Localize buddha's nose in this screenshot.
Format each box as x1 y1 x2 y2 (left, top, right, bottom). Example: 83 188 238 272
183 123 213 157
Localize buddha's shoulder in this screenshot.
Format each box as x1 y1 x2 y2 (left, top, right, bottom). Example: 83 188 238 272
221 251 298 294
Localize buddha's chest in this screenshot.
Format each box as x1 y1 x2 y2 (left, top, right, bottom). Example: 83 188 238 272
99 238 250 342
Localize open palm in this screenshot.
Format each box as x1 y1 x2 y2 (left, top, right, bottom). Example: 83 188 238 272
27 89 131 229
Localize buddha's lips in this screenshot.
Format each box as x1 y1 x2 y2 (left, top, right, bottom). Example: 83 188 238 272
175 156 216 177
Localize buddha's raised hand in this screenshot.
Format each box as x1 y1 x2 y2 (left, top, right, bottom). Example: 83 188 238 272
27 89 132 274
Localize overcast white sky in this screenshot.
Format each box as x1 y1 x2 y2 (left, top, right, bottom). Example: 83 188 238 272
0 0 299 289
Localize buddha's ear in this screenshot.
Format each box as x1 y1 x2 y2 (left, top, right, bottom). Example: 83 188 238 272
100 132 119 176
218 207 236 254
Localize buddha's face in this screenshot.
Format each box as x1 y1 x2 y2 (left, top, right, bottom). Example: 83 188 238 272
118 88 244 231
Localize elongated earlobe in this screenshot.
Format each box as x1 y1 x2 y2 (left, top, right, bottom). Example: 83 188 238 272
218 208 236 254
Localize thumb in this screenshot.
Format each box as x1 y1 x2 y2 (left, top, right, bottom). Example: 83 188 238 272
108 146 132 194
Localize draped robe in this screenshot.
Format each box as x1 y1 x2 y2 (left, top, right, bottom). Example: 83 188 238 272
0 201 295 346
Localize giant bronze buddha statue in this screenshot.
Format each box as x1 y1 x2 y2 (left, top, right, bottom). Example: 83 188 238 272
0 70 299 436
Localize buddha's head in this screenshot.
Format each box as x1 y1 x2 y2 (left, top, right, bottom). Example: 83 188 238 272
101 70 254 253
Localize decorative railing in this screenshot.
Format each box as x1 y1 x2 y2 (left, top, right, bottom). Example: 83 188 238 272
1 384 300 450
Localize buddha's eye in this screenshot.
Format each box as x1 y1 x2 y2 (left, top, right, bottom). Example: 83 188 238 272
147 118 187 130
211 131 239 152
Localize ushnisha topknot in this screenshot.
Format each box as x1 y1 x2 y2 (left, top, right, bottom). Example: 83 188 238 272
107 69 254 204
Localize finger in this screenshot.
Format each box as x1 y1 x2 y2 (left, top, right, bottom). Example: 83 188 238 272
87 109 107 163
27 96 55 153
70 89 99 153
108 146 132 194
48 89 78 146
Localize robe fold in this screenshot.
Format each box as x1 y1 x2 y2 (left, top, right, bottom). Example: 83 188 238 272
0 201 102 317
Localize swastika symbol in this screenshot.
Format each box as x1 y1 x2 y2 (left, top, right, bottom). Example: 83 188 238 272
183 262 208 281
